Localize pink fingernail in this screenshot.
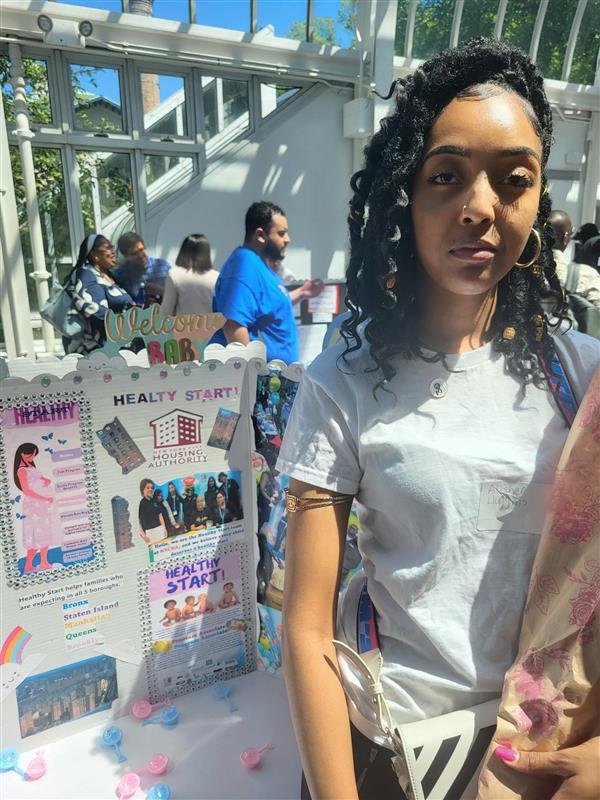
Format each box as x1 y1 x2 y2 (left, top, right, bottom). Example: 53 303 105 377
495 746 519 763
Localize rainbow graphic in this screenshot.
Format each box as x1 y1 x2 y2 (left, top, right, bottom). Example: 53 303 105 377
0 626 32 665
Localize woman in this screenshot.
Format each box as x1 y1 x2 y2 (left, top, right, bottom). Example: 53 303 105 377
204 476 219 519
13 443 62 574
182 485 197 531
277 38 600 799
166 481 183 529
153 488 178 535
160 234 218 316
63 234 134 354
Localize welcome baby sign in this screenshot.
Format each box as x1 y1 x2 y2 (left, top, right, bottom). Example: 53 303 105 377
104 304 226 365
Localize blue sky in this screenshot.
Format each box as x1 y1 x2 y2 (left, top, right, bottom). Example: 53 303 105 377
59 0 353 103
56 0 353 41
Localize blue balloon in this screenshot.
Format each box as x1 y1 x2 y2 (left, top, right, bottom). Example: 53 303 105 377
270 392 280 406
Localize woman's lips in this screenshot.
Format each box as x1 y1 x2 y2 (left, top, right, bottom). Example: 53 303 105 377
450 247 496 262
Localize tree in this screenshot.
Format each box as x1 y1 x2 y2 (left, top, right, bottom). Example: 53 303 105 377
394 0 599 86
288 0 358 46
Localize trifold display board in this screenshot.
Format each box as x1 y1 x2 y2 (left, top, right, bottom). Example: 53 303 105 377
0 341 303 749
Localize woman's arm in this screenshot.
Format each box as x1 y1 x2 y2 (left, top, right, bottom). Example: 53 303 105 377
283 478 357 800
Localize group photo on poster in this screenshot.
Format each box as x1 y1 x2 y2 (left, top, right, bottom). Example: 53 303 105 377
0 394 98 580
143 547 252 692
135 469 244 546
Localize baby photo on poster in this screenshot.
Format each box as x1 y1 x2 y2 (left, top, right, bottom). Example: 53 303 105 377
0 394 100 583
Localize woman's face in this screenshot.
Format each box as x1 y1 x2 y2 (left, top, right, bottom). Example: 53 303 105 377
168 483 176 495
196 496 204 511
91 242 117 271
21 449 37 465
410 90 542 298
208 477 216 490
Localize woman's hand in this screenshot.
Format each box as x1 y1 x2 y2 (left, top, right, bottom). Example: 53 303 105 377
496 737 600 799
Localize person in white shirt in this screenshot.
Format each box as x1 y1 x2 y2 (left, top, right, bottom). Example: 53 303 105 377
549 210 600 307
160 234 218 316
277 39 600 800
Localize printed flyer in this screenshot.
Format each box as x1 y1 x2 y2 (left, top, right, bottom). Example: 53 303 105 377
140 544 254 697
0 391 102 586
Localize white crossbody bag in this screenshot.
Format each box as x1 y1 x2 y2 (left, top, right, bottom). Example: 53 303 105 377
333 580 498 800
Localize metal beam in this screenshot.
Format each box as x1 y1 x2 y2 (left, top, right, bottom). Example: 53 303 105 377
449 0 464 49
0 92 35 357
0 2 358 86
404 0 417 59
306 0 314 43
250 0 257 33
8 41 55 354
561 0 587 82
529 0 549 63
189 0 196 25
121 0 128 12
494 0 508 39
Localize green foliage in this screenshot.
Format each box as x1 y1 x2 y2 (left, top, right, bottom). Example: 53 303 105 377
288 0 358 46
394 0 599 85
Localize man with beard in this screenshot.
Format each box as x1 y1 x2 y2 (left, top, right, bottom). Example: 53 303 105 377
210 201 298 362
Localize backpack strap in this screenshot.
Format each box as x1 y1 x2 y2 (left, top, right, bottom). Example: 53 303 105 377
538 350 579 428
565 262 580 294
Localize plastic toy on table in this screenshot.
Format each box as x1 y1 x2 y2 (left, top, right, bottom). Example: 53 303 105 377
0 749 27 781
115 754 170 800
141 707 179 728
25 751 47 781
102 726 127 763
132 698 171 721
240 743 274 769
211 682 237 713
147 784 171 800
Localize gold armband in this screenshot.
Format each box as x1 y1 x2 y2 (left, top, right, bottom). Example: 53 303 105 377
285 488 352 513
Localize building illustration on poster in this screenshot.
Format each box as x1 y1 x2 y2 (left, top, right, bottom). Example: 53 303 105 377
96 417 146 475
150 409 203 448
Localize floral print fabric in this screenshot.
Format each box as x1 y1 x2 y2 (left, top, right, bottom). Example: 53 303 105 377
478 364 600 799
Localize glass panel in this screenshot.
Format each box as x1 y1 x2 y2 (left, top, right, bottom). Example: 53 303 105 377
412 0 455 61
258 0 307 38
140 73 187 137
76 150 134 240
458 0 497 42
152 0 190 22
144 154 195 202
395 0 410 56
501 1 542 57
536 2 577 80
9 146 71 311
71 63 123 131
0 57 53 124
202 76 249 145
260 84 302 118
196 0 250 32
313 0 356 47
56 0 122 10
568 0 600 85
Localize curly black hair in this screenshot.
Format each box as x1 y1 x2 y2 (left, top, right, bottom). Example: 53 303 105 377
341 37 567 394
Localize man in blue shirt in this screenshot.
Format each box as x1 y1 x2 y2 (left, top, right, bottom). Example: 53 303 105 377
114 232 171 306
211 201 299 363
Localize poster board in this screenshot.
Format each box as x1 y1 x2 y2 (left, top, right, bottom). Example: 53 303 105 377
0 344 264 748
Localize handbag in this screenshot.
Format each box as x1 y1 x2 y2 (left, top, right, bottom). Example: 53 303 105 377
565 261 600 339
40 268 84 339
333 350 578 800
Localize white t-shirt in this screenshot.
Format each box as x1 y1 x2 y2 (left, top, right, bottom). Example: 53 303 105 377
277 330 600 732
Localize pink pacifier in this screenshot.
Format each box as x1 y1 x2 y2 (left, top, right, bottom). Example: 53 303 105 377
25 751 47 781
116 754 169 799
240 743 274 769
132 698 171 721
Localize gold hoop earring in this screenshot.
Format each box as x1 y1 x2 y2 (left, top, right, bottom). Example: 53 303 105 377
514 228 542 269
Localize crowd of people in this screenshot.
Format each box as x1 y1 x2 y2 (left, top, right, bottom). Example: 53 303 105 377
59 202 325 361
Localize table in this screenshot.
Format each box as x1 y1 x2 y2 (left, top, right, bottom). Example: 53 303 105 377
1 672 302 800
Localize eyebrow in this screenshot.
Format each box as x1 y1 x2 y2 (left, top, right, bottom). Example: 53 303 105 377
423 145 540 163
